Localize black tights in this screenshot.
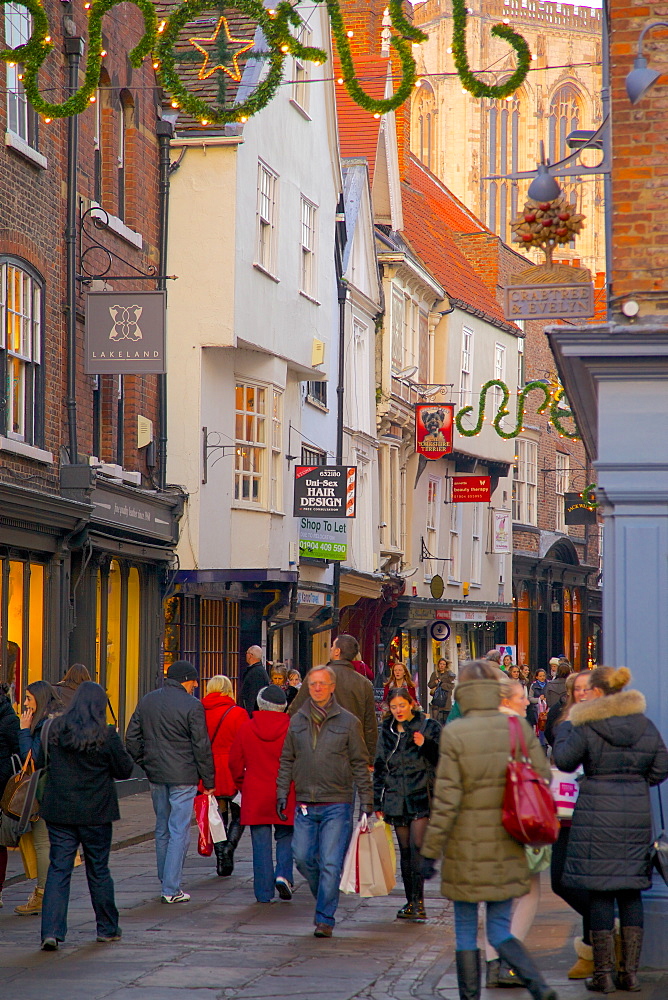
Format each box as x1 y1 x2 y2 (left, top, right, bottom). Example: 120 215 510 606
589 890 643 932
395 817 429 903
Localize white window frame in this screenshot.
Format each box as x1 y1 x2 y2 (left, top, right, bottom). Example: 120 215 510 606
292 23 311 114
517 336 524 390
270 388 283 512
380 444 403 553
5 4 33 146
449 502 461 582
256 161 278 276
234 381 271 507
555 452 570 532
300 196 317 298
1 260 42 444
391 286 404 373
425 477 440 581
471 502 483 585
494 342 506 422
460 327 473 409
513 438 538 525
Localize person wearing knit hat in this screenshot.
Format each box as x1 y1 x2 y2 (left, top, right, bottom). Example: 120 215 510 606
229 685 295 904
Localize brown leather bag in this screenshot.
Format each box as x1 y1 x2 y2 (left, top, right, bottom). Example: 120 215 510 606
0 751 40 823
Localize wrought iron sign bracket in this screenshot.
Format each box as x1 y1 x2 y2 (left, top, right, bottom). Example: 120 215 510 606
77 203 177 284
420 536 452 564
202 426 236 485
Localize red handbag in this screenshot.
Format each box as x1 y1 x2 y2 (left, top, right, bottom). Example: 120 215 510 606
502 715 559 847
194 793 213 857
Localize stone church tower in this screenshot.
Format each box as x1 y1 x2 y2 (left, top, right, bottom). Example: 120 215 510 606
411 0 604 278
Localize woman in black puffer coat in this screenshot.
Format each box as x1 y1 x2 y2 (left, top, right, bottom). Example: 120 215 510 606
374 686 441 922
554 665 668 994
0 682 20 904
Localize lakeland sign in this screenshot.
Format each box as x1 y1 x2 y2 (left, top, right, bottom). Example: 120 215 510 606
85 291 166 374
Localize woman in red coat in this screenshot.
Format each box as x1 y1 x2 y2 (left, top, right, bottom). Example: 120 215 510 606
229 684 296 903
202 675 248 877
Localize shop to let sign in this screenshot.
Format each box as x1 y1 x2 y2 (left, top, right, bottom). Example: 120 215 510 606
293 466 357 518
298 517 348 561
451 476 491 503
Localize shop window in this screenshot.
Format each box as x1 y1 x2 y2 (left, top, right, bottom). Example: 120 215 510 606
95 560 143 732
514 583 531 667
164 594 240 697
0 555 45 704
0 259 43 445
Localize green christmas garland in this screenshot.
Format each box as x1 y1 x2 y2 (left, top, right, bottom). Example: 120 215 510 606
455 379 579 440
322 0 427 114
451 0 530 99
549 386 580 440
155 0 325 125
0 0 157 119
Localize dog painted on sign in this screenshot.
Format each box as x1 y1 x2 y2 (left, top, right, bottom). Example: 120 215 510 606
419 407 450 452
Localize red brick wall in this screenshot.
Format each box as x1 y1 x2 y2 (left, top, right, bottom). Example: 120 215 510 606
0 0 161 488
610 4 668 308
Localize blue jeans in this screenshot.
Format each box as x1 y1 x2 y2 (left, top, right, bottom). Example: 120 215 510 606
250 824 294 902
150 783 197 897
41 822 118 942
292 803 352 927
454 898 513 950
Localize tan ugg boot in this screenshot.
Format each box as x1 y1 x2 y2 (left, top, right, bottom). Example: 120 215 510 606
14 887 44 915
568 936 594 979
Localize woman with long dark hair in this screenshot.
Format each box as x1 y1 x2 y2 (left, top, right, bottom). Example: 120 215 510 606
554 666 668 993
15 680 62 916
0 681 19 907
37 681 134 951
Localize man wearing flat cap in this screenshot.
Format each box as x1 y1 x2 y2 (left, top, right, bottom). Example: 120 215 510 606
126 661 215 903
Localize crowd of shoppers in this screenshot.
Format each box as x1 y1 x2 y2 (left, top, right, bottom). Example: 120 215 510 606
2 638 667 1000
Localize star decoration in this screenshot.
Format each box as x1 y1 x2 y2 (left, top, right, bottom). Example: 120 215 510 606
188 16 254 82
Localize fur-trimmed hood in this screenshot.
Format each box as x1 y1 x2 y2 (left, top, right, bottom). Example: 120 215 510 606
569 689 648 748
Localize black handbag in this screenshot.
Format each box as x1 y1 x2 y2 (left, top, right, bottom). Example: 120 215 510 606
650 787 668 887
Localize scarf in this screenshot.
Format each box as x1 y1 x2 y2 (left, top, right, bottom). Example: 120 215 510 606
309 696 333 747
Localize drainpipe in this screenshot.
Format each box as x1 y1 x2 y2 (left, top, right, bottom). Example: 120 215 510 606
156 120 174 490
331 277 347 632
64 37 84 465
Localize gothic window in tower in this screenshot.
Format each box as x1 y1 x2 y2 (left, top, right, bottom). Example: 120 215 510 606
487 94 521 243
413 81 436 172
549 85 584 250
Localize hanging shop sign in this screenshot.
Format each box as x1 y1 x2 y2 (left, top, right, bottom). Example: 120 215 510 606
415 403 454 460
492 509 512 554
429 620 451 641
85 291 166 374
91 484 177 542
293 466 357 518
504 264 595 322
451 476 491 503
564 492 598 525
430 575 445 600
298 517 348 561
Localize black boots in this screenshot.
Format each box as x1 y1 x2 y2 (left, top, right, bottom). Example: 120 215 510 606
215 815 244 877
456 950 481 1000
587 930 616 994
617 926 643 992
497 936 558 1000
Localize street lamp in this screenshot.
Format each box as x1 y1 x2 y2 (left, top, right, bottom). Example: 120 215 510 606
625 22 668 104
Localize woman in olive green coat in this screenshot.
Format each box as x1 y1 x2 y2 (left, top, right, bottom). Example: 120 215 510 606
421 660 557 1000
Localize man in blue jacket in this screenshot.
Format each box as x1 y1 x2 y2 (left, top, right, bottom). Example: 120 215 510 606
126 661 214 903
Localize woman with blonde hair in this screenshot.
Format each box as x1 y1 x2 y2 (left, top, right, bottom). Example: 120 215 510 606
383 662 416 703
554 666 668 993
201 675 248 876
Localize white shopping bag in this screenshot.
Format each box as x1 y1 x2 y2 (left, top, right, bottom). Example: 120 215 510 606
340 814 368 894
208 794 227 843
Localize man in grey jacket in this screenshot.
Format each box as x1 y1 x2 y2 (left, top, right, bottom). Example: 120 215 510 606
126 661 214 904
277 665 372 938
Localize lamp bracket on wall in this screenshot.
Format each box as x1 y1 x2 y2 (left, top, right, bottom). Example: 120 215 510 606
420 536 453 564
77 203 178 283
202 426 236 484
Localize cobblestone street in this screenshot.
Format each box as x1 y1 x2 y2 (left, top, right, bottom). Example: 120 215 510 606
0 792 666 999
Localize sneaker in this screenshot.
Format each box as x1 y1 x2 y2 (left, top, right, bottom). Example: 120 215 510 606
161 890 190 904
274 877 293 901
96 933 122 943
41 937 58 951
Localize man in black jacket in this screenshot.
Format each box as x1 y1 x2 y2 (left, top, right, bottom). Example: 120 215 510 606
126 661 214 904
239 645 270 716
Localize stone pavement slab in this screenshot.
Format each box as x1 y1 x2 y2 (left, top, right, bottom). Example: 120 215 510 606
2 790 668 999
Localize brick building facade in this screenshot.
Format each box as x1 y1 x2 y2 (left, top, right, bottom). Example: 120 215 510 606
0 0 180 730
